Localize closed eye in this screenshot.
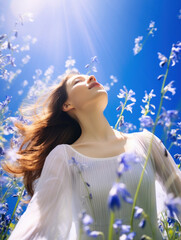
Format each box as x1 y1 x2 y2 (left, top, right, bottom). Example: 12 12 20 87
74 79 81 85
74 78 85 85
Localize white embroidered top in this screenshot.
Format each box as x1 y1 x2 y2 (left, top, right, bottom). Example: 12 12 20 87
8 130 181 240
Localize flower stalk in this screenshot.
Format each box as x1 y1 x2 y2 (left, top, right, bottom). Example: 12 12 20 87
130 48 173 231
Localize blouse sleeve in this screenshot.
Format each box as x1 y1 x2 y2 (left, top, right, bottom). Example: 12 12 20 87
8 145 73 240
142 129 181 220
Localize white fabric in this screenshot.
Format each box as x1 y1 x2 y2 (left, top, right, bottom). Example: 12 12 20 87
8 130 181 240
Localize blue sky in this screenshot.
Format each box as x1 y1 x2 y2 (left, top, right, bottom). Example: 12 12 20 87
1 0 181 150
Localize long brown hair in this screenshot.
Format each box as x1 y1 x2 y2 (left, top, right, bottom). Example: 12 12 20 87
2 73 81 197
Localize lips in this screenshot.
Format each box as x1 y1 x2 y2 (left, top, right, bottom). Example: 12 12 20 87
88 82 101 89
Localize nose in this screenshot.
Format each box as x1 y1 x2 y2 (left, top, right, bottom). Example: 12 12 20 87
87 75 96 83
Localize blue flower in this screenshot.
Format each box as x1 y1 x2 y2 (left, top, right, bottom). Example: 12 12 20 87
91 56 98 63
163 81 176 100
119 232 136 240
174 153 181 161
0 96 12 111
157 52 168 67
82 214 93 226
89 231 102 237
134 206 143 219
138 218 146 228
121 225 131 234
108 183 121 211
165 193 181 218
68 157 87 173
108 183 133 211
79 211 104 238
117 153 141 178
113 219 122 232
147 21 157 35
158 107 178 127
167 129 177 142
167 217 176 226
157 74 165 80
133 36 143 55
139 115 154 128
170 41 181 66
0 147 5 156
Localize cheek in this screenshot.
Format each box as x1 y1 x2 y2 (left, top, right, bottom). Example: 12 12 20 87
69 89 89 108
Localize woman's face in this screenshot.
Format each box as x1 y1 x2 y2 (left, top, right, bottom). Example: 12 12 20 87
64 74 108 112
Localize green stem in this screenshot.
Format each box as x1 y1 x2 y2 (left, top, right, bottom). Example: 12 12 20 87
137 28 154 54
108 211 115 240
78 226 83 240
79 172 96 220
114 94 128 130
130 48 173 231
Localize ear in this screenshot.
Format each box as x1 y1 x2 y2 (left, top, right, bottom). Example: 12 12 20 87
62 102 74 112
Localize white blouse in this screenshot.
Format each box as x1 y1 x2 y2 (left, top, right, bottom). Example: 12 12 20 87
8 130 181 240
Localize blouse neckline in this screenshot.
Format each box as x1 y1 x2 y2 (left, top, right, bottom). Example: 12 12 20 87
64 144 122 160
62 133 137 161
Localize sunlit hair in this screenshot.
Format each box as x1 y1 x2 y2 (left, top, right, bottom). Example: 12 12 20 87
2 73 81 197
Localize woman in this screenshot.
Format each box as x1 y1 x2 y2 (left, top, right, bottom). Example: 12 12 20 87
3 73 181 239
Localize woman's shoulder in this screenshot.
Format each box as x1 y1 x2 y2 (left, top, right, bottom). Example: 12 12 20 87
46 144 66 159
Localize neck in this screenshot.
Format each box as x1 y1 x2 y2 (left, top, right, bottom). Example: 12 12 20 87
74 109 116 143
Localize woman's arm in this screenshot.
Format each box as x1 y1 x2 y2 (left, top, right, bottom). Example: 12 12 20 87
8 145 72 240
143 129 181 220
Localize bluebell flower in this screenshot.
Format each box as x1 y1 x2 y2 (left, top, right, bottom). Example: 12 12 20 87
82 213 93 225
165 193 181 218
138 218 146 228
0 203 8 215
147 21 157 36
163 81 176 100
113 219 122 233
140 234 151 240
158 222 164 233
108 182 133 211
91 56 98 63
174 153 181 161
117 86 136 103
121 225 131 234
120 122 137 133
0 34 7 40
158 107 178 127
89 231 102 237
139 115 154 128
140 89 156 116
86 182 90 187
167 217 176 226
134 206 143 219
0 147 5 156
79 211 104 238
0 96 12 110
133 36 143 55
177 122 181 129
157 74 165 80
117 153 141 178
108 183 121 211
91 66 97 73
170 41 181 66
157 52 168 67
119 232 136 240
166 110 178 118
167 129 177 142
68 157 87 173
